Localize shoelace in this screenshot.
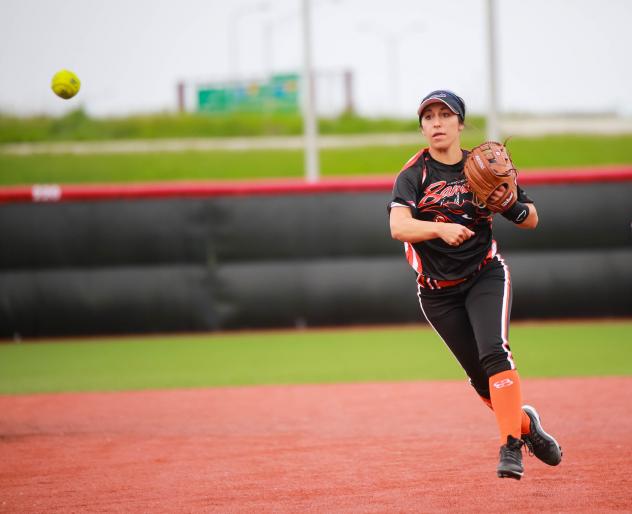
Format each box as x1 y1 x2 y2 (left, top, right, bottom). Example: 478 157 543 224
500 444 523 465
522 436 535 457
524 427 549 453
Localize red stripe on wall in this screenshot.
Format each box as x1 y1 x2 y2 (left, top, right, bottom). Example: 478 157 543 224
0 167 631 204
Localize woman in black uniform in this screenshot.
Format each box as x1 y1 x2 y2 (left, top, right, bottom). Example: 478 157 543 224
388 90 562 480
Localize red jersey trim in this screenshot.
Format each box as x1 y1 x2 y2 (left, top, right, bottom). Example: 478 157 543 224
404 242 424 274
399 148 428 172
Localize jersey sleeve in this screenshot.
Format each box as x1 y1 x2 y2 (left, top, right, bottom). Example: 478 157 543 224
387 168 419 214
517 185 533 204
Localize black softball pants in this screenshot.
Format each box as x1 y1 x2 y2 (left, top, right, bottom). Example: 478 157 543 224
417 255 516 400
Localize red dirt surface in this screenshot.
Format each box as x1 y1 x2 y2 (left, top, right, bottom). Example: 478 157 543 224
1 377 630 513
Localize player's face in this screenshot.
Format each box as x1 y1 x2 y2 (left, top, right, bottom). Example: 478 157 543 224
420 103 464 151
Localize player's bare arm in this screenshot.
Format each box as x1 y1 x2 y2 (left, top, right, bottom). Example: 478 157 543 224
517 203 538 229
390 206 475 246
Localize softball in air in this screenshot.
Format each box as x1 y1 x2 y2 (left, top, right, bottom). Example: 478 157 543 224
51 69 81 99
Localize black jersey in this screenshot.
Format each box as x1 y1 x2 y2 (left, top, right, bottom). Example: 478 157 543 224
388 148 532 281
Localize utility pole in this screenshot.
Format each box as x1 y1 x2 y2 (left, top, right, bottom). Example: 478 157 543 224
486 0 500 141
301 0 320 182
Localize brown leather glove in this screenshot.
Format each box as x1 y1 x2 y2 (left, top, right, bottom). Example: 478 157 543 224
464 141 518 213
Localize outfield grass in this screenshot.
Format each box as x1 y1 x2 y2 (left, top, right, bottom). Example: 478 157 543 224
1 134 631 186
1 322 630 395
0 111 428 143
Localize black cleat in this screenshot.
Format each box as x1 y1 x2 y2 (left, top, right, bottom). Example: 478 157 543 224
522 405 562 466
497 435 524 480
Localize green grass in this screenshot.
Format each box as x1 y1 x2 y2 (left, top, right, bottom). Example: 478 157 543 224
0 110 430 143
0 322 630 395
1 134 631 186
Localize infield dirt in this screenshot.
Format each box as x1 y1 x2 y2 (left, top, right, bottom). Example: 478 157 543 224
1 377 630 513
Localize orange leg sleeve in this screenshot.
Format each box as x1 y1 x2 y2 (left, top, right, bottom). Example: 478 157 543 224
479 393 531 435
488 369 524 444
520 409 531 435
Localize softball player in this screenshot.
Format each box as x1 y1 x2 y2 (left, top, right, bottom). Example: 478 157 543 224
388 90 562 479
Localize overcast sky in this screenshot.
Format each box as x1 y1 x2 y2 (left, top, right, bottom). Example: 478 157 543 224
1 0 631 118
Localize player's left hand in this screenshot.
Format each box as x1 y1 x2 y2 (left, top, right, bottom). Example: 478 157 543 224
464 141 518 213
488 185 507 205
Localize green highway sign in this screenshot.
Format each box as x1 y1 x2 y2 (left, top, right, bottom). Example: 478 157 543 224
197 74 299 114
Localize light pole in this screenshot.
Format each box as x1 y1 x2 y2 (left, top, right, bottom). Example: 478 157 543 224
384 33 400 115
356 23 422 116
262 19 274 80
262 11 294 80
301 0 319 182
228 1 270 81
486 0 500 141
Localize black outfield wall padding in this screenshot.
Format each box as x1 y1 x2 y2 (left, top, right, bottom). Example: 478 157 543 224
491 182 632 251
505 248 632 319
0 170 630 337
0 266 216 337
211 193 398 262
214 257 421 329
0 199 214 269
213 249 632 329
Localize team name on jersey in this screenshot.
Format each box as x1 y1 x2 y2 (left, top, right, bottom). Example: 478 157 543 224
418 180 470 209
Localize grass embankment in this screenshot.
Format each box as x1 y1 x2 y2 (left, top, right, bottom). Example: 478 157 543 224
0 322 630 394
0 110 429 143
1 134 631 185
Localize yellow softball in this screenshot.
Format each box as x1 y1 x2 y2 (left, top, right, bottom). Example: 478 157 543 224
51 69 81 99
